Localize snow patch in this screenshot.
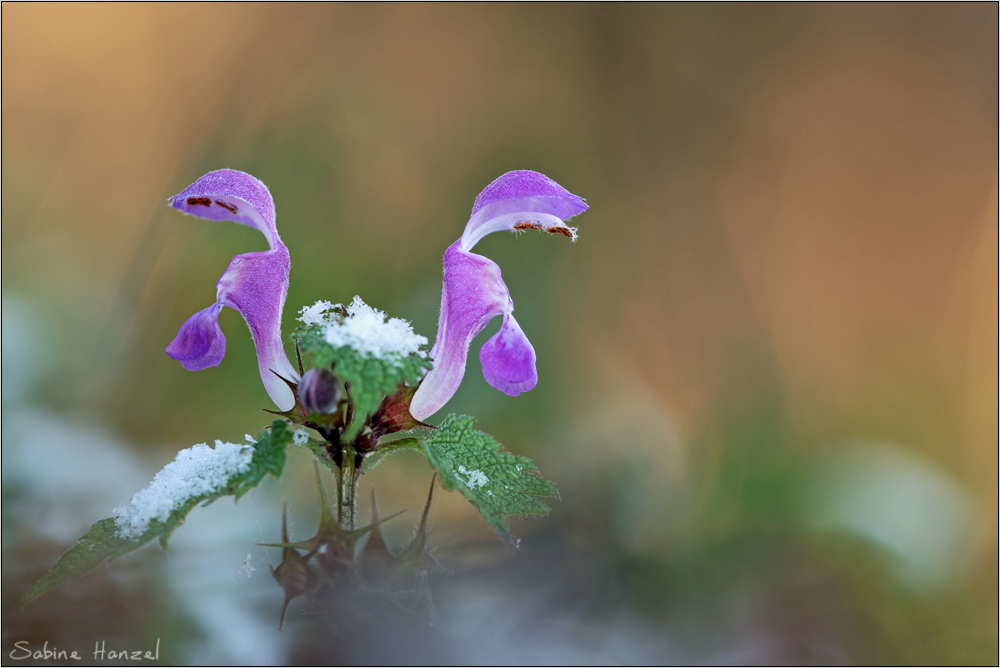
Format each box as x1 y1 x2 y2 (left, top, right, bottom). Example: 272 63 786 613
458 465 489 489
113 440 253 539
297 300 336 327
298 296 427 360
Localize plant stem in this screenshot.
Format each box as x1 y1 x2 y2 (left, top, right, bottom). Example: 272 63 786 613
338 447 358 529
350 460 362 530
337 455 346 528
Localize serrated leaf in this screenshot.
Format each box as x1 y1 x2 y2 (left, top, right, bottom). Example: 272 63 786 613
294 325 431 437
418 415 557 542
21 421 292 606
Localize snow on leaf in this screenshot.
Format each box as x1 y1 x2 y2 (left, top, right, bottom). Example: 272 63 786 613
457 465 489 489
297 296 427 359
113 440 253 539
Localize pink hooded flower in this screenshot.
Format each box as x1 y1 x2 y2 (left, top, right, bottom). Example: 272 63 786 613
409 170 587 421
165 169 299 411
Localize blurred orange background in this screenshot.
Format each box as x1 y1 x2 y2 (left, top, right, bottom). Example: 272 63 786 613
3 4 996 664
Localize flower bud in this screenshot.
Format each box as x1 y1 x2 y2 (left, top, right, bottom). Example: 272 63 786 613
299 367 342 414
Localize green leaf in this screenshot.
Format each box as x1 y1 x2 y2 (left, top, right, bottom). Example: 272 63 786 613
19 518 149 608
21 421 293 606
418 415 557 542
233 420 291 499
294 323 431 437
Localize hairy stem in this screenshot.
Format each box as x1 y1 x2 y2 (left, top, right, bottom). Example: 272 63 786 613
350 456 362 530
338 447 359 529
337 456 346 527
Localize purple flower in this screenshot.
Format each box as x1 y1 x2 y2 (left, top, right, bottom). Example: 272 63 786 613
409 170 587 421
165 169 299 411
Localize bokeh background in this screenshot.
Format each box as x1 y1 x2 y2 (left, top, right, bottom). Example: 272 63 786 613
3 4 997 664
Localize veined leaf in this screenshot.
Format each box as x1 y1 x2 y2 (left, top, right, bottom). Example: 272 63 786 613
419 415 557 542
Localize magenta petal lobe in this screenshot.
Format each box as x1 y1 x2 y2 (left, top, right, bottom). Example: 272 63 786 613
479 313 537 396
166 303 226 371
